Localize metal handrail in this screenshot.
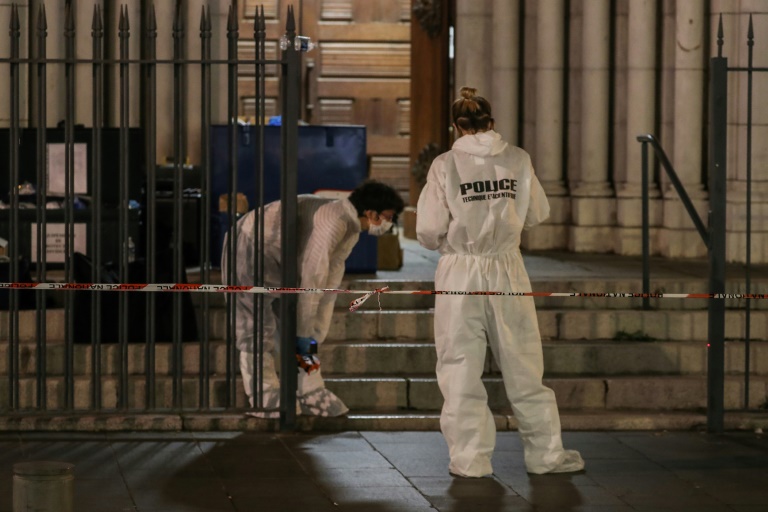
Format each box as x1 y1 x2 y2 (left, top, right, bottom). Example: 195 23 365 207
636 134 709 309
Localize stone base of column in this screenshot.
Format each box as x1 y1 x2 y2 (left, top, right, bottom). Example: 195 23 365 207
546 195 571 224
568 225 616 253
521 224 569 251
402 207 417 239
656 228 708 259
571 196 616 226
612 226 662 256
617 197 663 228
662 198 709 231
726 231 768 264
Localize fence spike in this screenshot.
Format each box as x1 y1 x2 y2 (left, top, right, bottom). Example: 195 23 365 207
174 0 184 33
748 14 754 46
253 3 260 38
717 14 724 57
227 4 238 34
38 3 48 33
91 4 102 33
200 5 207 34
260 5 266 32
65 1 75 37
286 4 296 35
148 3 157 35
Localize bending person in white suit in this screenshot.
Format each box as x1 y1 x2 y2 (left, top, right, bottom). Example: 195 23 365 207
416 87 585 476
222 180 404 417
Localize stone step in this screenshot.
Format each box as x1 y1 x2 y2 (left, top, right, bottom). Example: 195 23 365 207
2 374 765 412
320 339 768 377
1 409 767 433
4 339 766 378
6 298 767 344
322 374 768 412
324 308 768 342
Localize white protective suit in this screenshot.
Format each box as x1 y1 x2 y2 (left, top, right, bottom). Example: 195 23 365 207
221 195 357 417
416 130 583 476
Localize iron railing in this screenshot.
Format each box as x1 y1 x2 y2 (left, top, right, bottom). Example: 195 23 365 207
1 2 301 430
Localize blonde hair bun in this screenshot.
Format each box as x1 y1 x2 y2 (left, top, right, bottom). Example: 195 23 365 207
459 86 477 99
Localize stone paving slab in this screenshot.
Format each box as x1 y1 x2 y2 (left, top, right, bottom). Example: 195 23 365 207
1 430 767 511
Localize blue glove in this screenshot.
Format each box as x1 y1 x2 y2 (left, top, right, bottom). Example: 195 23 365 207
296 337 318 356
296 337 319 374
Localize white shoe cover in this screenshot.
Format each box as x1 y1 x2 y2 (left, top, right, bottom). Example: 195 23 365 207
545 450 585 474
297 367 349 417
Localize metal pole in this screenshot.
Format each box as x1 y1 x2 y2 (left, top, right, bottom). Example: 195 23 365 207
707 18 727 433
64 1 76 411
35 3 49 410
640 139 650 310
118 5 131 410
279 5 300 430
225 2 240 407
200 4 212 409
744 15 754 410
91 4 104 410
172 0 185 410
8 4 21 411
145 2 158 410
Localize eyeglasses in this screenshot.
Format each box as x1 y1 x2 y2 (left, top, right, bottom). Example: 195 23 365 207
377 212 395 223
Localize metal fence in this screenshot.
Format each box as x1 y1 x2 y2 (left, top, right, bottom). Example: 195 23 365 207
1 2 301 429
637 14 763 434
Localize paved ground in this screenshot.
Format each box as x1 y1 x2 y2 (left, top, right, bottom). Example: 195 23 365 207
2 430 768 512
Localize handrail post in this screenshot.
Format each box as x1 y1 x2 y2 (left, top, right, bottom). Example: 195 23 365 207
640 140 650 310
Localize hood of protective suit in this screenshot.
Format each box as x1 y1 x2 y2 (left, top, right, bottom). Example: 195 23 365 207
452 130 508 157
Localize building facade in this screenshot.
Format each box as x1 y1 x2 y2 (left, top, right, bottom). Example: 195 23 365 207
1 0 765 263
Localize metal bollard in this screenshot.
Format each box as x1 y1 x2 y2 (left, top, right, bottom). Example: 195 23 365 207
13 461 74 512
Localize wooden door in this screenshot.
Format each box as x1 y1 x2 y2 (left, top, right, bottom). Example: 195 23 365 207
238 0 412 197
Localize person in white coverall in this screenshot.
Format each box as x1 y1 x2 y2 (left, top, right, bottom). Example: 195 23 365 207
222 181 404 417
416 87 585 476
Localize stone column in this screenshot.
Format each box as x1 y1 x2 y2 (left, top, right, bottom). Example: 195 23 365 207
569 0 614 252
616 0 659 254
660 0 707 258
524 0 568 250
491 0 519 144
534 0 566 197
454 0 492 100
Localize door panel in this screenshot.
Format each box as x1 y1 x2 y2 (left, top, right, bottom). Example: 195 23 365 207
237 0 412 197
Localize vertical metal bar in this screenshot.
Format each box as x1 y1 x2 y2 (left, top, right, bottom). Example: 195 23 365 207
8 4 21 411
744 15 754 410
172 0 185 410
225 2 239 407
64 1 76 411
279 5 300 430
35 3 48 411
200 5 212 409
255 5 266 410
145 3 158 410
640 139 650 310
91 3 104 411
707 23 727 433
118 6 130 410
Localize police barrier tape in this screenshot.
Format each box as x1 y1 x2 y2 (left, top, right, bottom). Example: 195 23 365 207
1 281 767 312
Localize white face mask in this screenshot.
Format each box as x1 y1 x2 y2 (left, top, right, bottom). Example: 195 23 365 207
368 218 393 237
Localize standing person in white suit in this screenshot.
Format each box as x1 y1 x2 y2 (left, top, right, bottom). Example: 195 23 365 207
222 180 404 417
416 87 584 476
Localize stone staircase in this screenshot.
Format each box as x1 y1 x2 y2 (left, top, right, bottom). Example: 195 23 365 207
1 266 768 431
322 277 768 420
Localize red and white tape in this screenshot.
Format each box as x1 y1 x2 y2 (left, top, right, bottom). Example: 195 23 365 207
1 281 765 312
